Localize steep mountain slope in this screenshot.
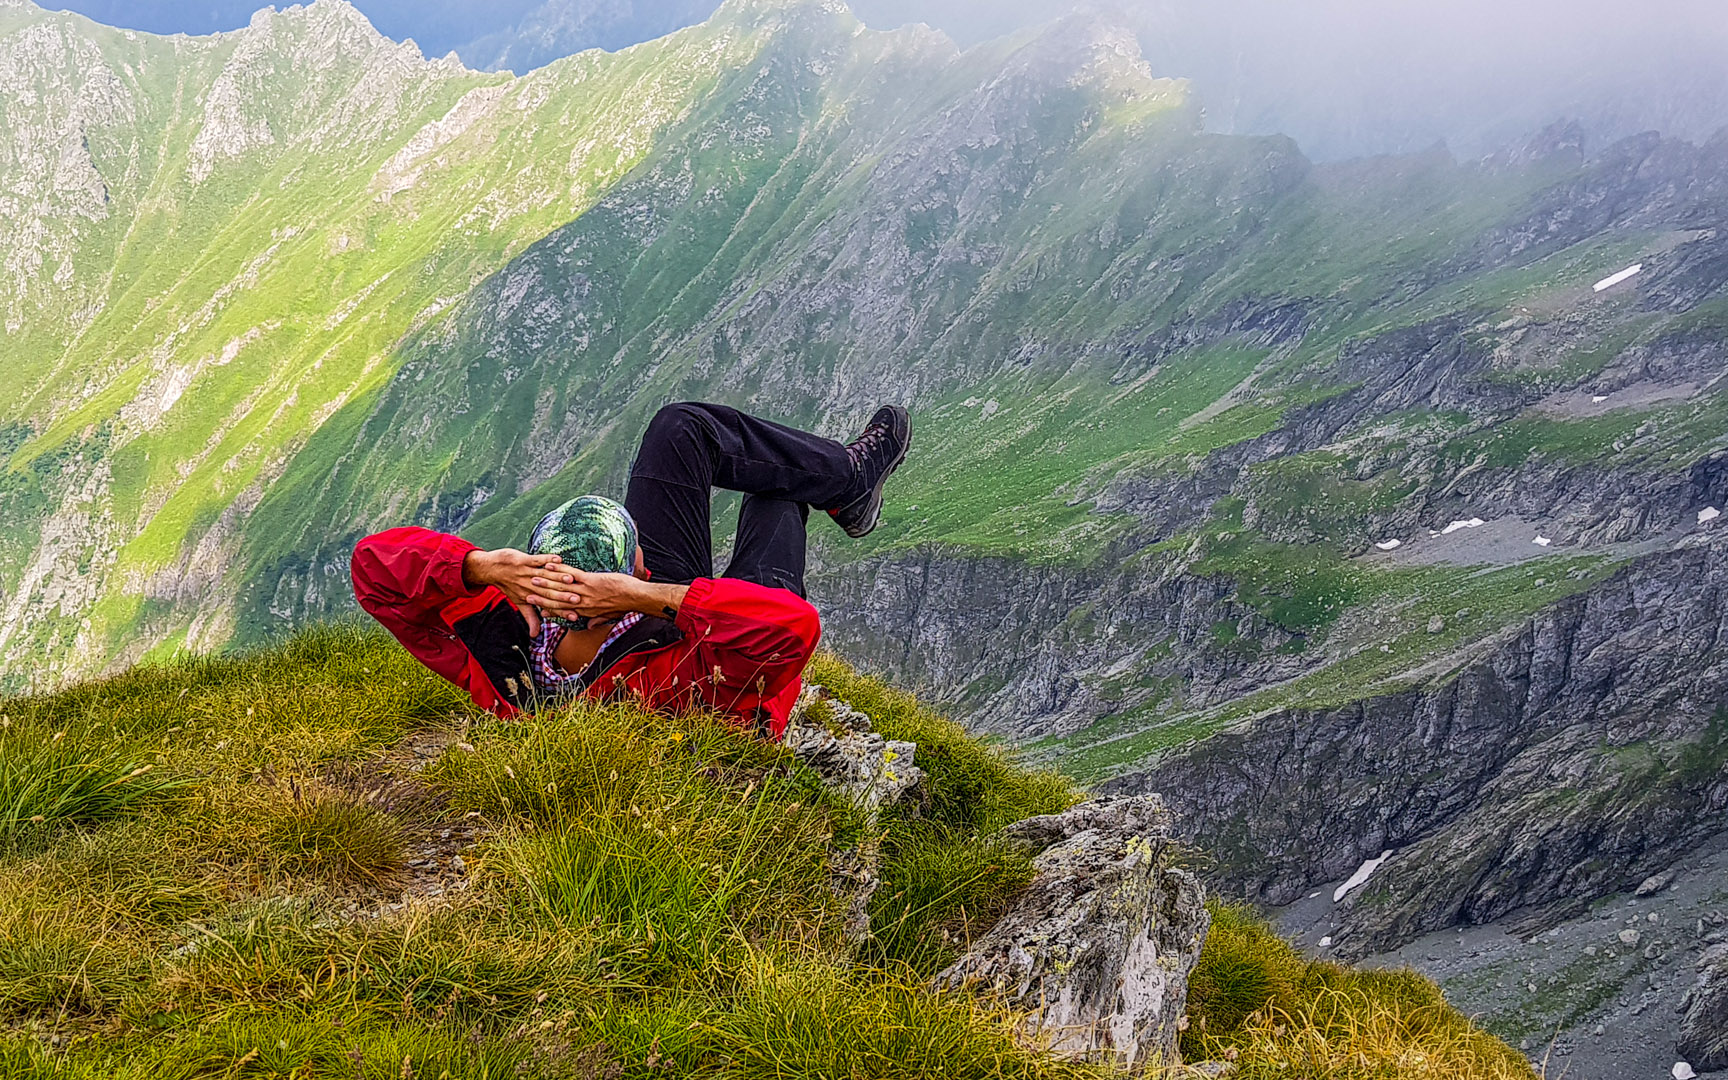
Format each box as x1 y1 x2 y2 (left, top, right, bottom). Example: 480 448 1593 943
0 0 800 671
4 0 1727 1043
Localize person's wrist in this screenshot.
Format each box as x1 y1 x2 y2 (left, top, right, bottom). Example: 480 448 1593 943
461 549 493 590
623 575 657 614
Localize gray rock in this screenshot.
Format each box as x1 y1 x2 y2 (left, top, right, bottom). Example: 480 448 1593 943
784 686 922 812
1680 957 1728 1071
935 795 1210 1071
1637 870 1678 897
783 685 925 942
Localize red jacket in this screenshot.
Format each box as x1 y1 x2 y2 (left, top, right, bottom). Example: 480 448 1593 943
351 526 819 739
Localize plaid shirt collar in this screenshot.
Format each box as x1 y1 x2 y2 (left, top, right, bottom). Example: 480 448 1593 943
529 612 643 690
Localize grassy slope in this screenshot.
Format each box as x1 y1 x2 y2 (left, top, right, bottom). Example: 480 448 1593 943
0 627 1530 1078
0 0 788 678
6 0 1726 804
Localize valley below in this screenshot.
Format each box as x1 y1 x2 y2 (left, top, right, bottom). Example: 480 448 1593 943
4 0 1727 1070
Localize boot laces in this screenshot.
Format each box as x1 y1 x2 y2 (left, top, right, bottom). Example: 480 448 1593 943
848 415 897 468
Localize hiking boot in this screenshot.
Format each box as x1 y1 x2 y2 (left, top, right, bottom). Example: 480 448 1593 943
829 405 911 539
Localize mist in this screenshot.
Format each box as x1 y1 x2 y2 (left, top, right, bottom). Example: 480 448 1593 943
46 0 1728 160
853 0 1728 159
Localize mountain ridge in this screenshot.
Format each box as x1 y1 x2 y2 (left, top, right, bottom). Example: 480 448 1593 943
5 11 1728 1069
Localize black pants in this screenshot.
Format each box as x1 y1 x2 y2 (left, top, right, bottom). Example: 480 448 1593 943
625 403 857 598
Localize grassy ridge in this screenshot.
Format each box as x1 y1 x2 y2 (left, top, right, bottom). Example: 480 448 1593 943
0 626 1531 1077
0 627 1086 1078
1184 905 1536 1079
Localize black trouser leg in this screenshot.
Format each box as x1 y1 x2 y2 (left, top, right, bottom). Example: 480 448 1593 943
624 402 855 587
724 495 810 596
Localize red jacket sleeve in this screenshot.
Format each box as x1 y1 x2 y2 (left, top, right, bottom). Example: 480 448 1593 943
676 577 821 737
351 527 512 711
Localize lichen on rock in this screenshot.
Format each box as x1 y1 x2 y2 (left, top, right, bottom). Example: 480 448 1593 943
934 794 1210 1071
784 683 926 941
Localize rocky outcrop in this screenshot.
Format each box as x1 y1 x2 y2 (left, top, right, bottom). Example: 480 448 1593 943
935 795 1210 1071
1681 951 1728 1072
784 684 925 941
784 688 924 812
1105 530 1728 956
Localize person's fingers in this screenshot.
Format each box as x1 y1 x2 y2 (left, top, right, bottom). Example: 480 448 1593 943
528 580 580 601
527 592 578 610
514 602 541 638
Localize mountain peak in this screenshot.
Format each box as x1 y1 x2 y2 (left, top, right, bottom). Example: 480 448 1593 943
261 0 388 43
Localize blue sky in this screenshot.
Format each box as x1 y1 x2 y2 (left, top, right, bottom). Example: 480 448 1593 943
44 0 1048 57
47 1 547 55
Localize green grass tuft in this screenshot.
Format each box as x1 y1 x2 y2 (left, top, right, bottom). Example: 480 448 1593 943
1184 903 1537 1078
256 779 410 891
0 721 180 843
0 627 1526 1078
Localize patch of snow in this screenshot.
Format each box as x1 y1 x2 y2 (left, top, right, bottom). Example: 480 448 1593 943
1308 891 1321 899
1591 394 1608 403
1673 1062 1696 1080
1317 936 1333 948
1533 536 1552 547
1374 539 1402 551
1699 507 1720 524
1592 263 1643 292
1440 517 1486 535
1333 850 1394 903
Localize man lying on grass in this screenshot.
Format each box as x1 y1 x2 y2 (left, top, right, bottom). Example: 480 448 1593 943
352 402 911 739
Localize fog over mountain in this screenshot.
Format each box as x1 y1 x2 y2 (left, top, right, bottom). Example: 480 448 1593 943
1107 0 1728 160
47 0 1728 159
9 0 1728 1070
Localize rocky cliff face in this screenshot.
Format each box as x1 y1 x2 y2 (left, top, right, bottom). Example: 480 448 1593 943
6 0 1728 1027
1102 528 1728 956
1682 949 1728 1072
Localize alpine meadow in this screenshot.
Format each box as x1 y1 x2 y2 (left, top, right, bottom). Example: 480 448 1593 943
4 0 1728 1076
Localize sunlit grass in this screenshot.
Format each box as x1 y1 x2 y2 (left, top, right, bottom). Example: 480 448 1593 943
1183 903 1538 1078
0 628 1527 1078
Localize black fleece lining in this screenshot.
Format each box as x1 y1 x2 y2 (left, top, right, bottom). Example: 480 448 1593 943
451 599 537 711
453 599 683 711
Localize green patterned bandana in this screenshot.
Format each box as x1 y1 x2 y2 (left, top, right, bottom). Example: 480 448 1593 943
527 495 639 630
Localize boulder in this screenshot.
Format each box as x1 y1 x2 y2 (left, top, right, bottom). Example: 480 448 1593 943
935 794 1210 1071
1636 870 1678 897
1680 956 1728 1071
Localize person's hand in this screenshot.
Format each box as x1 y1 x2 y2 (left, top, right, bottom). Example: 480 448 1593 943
526 570 689 624
463 548 573 637
525 569 645 623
